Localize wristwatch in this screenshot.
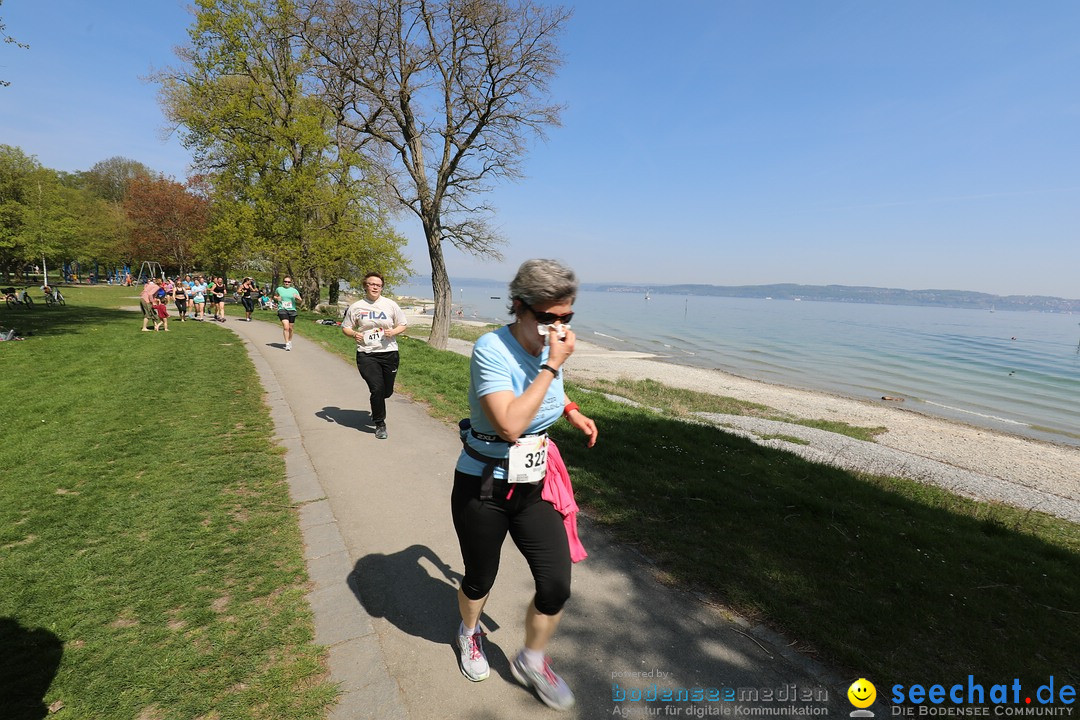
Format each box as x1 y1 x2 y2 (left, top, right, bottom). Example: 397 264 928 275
540 364 560 378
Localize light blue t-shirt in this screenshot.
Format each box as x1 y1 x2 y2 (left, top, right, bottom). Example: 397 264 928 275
456 325 564 479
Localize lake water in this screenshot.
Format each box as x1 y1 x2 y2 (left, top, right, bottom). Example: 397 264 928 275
393 280 1080 446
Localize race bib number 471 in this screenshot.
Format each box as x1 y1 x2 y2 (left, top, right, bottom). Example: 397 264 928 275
362 328 384 347
507 435 547 484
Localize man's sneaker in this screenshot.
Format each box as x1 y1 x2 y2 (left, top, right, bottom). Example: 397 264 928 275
285 341 292 351
374 423 388 440
511 652 575 711
455 631 489 682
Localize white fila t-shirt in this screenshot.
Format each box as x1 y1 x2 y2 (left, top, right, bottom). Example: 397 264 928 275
342 296 408 354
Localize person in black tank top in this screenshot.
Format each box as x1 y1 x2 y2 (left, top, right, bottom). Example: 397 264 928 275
211 277 227 322
173 281 188 321
239 278 256 321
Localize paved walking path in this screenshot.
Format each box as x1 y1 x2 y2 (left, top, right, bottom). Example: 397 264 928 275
219 317 857 720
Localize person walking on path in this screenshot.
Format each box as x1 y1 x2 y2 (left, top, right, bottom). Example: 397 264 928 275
341 272 407 439
211 276 227 322
238 277 257 321
451 258 598 712
191 276 207 320
139 278 162 332
173 280 189 321
274 276 302 351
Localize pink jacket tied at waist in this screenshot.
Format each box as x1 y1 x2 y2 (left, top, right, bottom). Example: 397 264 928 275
543 439 587 563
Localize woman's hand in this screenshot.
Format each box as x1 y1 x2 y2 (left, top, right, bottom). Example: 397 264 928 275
565 408 598 448
546 326 575 369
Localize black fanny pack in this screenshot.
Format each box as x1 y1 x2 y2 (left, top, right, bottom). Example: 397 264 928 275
458 419 547 500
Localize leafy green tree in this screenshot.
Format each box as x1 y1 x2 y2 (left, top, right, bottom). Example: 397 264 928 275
83 156 152 204
0 146 84 283
0 144 36 279
160 0 407 309
22 167 82 281
67 189 129 270
0 147 137 282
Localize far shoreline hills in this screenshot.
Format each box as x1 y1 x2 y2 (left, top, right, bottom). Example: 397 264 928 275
407 277 1079 314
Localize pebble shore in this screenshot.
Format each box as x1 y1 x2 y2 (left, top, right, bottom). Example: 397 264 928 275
407 308 1080 523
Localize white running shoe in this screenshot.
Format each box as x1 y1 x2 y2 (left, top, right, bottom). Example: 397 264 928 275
511 651 575 710
285 341 292 351
456 631 489 682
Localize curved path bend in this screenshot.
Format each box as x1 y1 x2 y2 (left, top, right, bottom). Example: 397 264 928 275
221 317 854 720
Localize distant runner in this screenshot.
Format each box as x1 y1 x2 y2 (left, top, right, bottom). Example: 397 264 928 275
274 276 302 351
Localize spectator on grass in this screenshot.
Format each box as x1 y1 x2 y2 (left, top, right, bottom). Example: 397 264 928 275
140 278 162 332
153 296 170 332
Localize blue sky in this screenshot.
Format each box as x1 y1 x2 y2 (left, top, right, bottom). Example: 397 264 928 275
2 1 1078 297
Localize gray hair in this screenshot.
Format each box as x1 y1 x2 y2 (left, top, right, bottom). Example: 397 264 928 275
508 259 578 316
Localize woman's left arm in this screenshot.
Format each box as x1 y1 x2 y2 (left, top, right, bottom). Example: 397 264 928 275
563 394 598 448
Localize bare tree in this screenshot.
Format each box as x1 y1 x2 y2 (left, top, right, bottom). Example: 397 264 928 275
1 0 30 88
299 0 570 348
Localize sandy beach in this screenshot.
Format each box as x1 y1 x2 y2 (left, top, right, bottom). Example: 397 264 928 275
402 306 1080 522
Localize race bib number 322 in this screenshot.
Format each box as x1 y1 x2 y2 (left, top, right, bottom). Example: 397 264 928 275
507 435 547 484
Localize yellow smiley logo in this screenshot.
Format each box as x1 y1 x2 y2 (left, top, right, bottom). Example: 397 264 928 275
848 678 876 708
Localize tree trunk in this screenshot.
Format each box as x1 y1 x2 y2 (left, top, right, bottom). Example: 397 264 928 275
301 267 320 311
426 223 452 350
328 279 340 306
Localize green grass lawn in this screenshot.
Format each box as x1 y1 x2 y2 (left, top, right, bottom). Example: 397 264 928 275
6 288 1075 715
289 317 1080 690
0 285 336 720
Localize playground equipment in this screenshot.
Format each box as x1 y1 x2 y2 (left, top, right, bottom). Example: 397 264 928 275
135 261 165 284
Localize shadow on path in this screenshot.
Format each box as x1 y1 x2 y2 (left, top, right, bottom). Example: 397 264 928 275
316 406 372 432
349 545 508 670
0 617 63 720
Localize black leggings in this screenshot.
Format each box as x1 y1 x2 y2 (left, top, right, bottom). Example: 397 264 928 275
451 470 571 616
355 350 399 424
241 296 255 313
174 298 188 314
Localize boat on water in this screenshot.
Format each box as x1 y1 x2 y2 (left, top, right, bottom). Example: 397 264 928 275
645 289 651 300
